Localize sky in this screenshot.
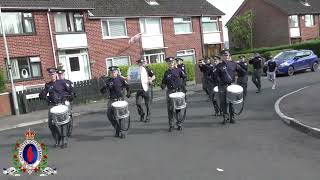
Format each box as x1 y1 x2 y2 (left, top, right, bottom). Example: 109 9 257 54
207 0 245 49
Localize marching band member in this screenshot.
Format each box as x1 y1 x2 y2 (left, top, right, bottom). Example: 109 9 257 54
161 57 187 132
136 58 155 122
39 68 74 148
216 50 245 124
199 57 211 99
100 66 131 138
237 55 248 98
208 56 221 116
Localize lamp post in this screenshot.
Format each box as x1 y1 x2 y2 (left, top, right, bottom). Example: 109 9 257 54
0 7 20 115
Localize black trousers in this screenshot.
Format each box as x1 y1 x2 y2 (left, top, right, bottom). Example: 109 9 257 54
208 81 220 114
252 69 262 91
237 76 248 98
218 85 230 115
107 99 126 134
136 90 150 118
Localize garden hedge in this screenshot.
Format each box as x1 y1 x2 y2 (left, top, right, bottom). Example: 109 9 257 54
0 70 6 93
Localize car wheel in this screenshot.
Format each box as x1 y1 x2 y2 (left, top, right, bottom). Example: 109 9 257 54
311 62 319 72
287 66 294 76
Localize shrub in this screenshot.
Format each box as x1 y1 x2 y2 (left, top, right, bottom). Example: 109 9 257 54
0 70 6 93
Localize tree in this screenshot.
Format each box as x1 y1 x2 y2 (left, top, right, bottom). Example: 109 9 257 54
228 11 254 50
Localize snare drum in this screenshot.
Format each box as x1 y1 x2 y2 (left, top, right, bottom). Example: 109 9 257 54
111 101 130 119
226 84 243 104
169 92 187 110
50 105 70 125
127 66 149 92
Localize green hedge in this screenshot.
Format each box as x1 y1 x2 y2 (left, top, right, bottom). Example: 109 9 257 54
118 62 195 86
0 70 6 93
233 39 320 57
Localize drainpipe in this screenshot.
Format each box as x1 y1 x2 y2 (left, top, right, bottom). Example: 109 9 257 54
47 9 57 68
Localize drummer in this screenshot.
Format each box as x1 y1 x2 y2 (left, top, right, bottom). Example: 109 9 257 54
216 50 245 124
161 57 187 132
136 58 155 122
100 66 131 138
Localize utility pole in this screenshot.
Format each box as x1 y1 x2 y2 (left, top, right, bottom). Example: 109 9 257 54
0 7 20 115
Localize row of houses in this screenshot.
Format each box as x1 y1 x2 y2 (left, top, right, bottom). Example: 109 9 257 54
228 0 320 49
0 0 226 91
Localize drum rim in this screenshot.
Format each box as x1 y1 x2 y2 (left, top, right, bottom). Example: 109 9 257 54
169 92 185 98
50 105 69 114
111 101 128 108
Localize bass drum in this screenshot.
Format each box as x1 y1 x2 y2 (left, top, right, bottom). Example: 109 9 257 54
127 66 149 92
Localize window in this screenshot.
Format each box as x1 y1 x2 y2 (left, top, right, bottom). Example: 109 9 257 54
143 49 165 64
69 57 80 71
54 12 84 33
102 18 127 38
305 15 314 27
6 57 42 81
0 12 35 35
289 15 299 28
140 18 162 35
176 49 195 64
106 56 130 67
174 17 193 34
201 17 219 33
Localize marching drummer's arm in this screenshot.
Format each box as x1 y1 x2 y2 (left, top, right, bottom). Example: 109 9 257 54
39 84 49 102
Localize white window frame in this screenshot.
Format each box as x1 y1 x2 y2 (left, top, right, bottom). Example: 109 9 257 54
139 17 162 36
105 56 131 67
289 15 299 28
173 17 193 35
176 49 196 64
201 17 220 33
143 50 165 64
305 15 314 27
101 18 128 39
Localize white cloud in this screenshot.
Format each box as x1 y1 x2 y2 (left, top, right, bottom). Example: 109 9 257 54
207 0 244 48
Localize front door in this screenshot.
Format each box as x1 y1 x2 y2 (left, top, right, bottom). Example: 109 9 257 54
66 55 84 82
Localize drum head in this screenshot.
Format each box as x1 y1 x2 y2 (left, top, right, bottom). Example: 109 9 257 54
169 92 185 98
140 67 149 92
50 105 68 114
112 101 128 108
227 84 243 93
213 86 218 93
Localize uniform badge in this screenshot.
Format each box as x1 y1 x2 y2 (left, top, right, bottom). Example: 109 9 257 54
3 129 57 176
244 63 247 65
223 66 227 70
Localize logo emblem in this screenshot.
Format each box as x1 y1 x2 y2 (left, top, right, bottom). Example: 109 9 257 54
3 129 57 176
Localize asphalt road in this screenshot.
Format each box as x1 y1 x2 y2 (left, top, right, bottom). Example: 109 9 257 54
1 70 320 180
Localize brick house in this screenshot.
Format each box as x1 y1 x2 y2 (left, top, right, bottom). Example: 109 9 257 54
0 0 225 90
227 0 320 49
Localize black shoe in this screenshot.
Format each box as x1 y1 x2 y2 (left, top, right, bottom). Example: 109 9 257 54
120 132 126 139
230 119 235 124
140 114 145 122
145 116 150 123
177 126 183 131
54 143 59 148
114 130 120 137
168 126 174 132
256 89 261 93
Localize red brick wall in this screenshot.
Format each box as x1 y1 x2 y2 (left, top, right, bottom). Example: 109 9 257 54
299 15 320 41
85 17 142 78
0 11 55 88
162 17 203 60
229 0 289 48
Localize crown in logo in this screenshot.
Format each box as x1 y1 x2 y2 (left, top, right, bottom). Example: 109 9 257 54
25 129 36 140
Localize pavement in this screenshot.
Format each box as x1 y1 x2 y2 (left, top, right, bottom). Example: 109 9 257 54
276 83 320 138
0 82 201 132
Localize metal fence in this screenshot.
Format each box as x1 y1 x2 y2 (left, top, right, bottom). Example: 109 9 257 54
16 79 105 114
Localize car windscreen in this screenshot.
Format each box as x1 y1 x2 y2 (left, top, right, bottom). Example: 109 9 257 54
274 52 296 61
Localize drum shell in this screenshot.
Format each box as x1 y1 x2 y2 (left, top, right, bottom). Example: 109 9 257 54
50 106 71 125
112 101 130 119
128 67 149 92
226 90 243 104
169 93 186 110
